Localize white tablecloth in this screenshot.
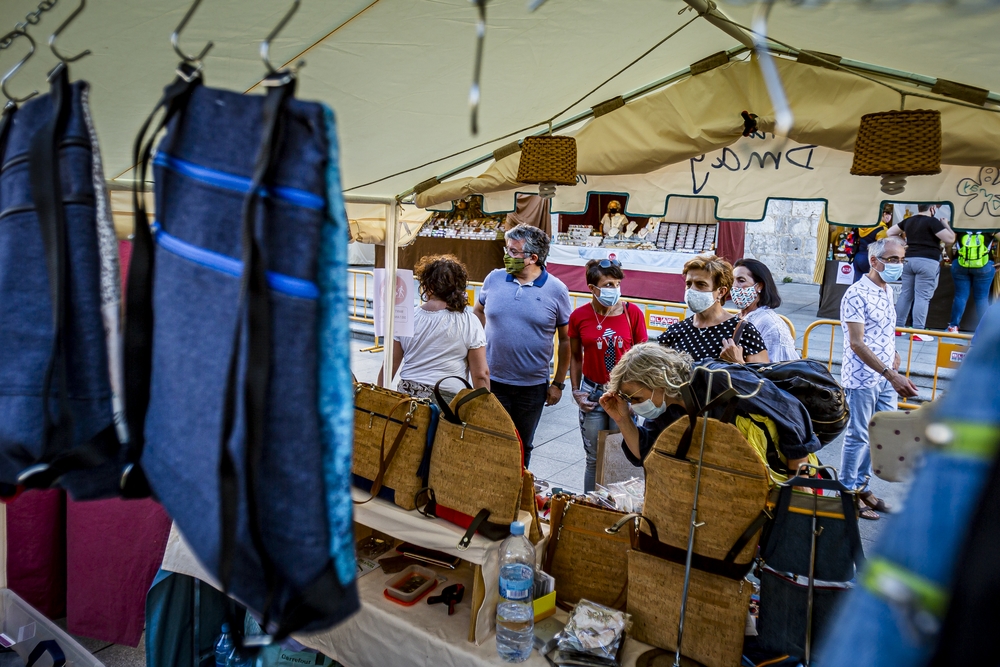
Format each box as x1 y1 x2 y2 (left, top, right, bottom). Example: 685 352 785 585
547 244 697 274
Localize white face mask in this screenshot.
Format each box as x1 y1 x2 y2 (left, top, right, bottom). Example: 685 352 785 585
685 288 717 314
631 392 667 420
596 287 621 308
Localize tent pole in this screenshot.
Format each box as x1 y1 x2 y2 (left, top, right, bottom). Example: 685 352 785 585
681 0 754 49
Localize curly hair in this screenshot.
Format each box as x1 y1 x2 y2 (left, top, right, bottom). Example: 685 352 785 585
607 343 694 398
414 254 469 312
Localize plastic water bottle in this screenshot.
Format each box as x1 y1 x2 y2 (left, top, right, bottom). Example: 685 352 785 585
496 521 535 663
214 624 233 667
226 646 254 667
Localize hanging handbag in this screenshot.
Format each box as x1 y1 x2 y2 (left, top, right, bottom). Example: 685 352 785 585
756 472 864 660
126 63 358 638
542 494 631 610
352 382 439 510
745 359 849 445
0 64 137 500
417 377 524 547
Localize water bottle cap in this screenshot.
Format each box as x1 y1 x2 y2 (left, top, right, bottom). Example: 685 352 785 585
221 623 230 633
509 521 525 536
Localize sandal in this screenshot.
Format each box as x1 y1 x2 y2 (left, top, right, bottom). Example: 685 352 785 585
858 506 880 521
859 490 892 514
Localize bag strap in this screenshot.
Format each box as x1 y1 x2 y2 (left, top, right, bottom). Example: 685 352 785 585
122 61 204 498
543 494 570 573
732 317 746 347
458 508 492 551
26 640 66 667
453 387 491 423
724 509 771 563
355 398 416 505
433 376 473 424
217 77 297 636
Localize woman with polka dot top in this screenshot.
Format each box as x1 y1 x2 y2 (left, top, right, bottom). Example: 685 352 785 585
657 255 769 364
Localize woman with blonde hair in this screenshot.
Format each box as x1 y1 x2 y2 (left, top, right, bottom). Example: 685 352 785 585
599 343 819 475
378 254 488 403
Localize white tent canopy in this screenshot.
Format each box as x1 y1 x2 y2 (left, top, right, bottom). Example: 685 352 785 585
2 0 999 202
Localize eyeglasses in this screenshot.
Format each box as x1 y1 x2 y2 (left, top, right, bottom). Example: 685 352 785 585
878 256 908 265
598 259 621 269
504 246 532 258
616 388 650 405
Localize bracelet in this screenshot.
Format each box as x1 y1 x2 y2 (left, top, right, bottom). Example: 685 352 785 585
880 366 891 377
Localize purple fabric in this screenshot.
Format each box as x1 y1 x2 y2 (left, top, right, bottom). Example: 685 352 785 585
6 490 66 619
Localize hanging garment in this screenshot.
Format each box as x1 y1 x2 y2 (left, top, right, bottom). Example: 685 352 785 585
0 65 135 500
127 66 358 639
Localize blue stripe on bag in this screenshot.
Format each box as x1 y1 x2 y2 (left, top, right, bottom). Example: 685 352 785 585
151 223 319 300
153 153 326 210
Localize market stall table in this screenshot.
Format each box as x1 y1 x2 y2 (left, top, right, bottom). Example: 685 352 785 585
376 237 504 282
161 491 654 667
545 245 692 301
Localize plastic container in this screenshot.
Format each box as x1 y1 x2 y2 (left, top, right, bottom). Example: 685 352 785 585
385 564 437 603
496 521 536 663
0 588 104 667
215 623 233 667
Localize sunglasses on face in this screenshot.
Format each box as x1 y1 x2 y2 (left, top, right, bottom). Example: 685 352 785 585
616 388 650 405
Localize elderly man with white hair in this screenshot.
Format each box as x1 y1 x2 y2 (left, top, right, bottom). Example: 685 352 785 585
839 236 920 520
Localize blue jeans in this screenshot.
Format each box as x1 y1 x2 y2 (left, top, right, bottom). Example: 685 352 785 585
578 377 617 493
949 262 995 329
840 378 897 491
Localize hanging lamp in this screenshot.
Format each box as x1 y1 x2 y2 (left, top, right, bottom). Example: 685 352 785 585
850 109 942 195
516 133 577 200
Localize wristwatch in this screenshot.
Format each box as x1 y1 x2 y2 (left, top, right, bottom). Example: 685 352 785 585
880 367 892 377
551 381 565 391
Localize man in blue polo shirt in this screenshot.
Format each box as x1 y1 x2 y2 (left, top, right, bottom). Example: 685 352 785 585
474 224 572 466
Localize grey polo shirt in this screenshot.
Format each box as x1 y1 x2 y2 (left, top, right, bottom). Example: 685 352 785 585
479 268 572 386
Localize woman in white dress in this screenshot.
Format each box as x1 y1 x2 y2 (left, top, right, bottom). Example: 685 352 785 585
377 254 489 403
731 258 799 362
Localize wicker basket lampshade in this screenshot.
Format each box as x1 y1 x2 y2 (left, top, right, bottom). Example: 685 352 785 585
851 109 942 195
516 135 577 198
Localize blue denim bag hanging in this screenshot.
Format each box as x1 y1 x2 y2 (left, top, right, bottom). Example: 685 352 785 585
0 64 136 500
127 65 358 638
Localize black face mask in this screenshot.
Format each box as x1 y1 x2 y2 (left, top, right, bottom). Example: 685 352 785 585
609 209 619 215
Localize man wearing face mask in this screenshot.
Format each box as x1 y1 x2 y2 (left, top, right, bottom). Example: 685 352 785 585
474 224 572 467
657 255 769 364
599 343 820 477
839 237 919 520
568 258 648 492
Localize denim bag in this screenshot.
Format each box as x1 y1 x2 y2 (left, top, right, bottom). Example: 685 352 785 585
0 65 136 500
127 66 358 638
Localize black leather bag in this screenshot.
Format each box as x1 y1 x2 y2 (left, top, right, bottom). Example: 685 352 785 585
746 359 849 444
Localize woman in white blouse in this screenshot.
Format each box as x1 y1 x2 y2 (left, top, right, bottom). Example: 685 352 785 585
377 254 489 403
731 258 799 362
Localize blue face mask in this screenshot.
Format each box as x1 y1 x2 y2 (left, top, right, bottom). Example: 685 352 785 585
596 287 621 308
878 261 903 282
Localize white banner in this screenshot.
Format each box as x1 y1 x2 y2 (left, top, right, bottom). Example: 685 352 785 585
373 268 414 338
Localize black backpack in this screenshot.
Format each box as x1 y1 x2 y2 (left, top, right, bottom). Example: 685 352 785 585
745 359 849 445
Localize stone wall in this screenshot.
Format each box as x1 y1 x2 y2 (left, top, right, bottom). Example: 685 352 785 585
743 200 824 284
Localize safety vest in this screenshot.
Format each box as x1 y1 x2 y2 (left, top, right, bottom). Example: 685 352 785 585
958 232 990 268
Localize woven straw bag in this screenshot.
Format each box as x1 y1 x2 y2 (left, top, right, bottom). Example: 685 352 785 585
516 136 578 186
353 383 439 510
542 494 631 610
850 109 941 176
627 549 752 667
643 417 771 569
420 378 524 546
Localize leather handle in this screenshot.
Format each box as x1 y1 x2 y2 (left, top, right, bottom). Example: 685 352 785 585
355 397 415 504
434 376 473 424
543 494 569 573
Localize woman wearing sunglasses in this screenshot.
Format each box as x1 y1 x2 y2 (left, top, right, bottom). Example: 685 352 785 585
568 258 648 492
599 343 819 476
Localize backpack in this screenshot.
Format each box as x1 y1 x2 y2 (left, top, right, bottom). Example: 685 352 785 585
0 64 141 500
957 232 990 269
745 359 849 445
127 64 358 639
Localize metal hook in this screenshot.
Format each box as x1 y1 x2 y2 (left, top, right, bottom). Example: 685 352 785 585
172 0 214 64
260 0 302 76
663 365 765 400
49 0 92 65
1 29 38 105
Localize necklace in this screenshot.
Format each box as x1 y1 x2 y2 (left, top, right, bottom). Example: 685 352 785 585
591 302 619 330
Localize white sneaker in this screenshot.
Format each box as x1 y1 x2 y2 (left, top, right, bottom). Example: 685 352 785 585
947 326 960 333
911 333 935 342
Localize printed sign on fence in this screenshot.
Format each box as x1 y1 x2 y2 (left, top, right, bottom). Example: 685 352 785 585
374 268 414 338
950 350 966 364
648 312 681 329
835 261 854 285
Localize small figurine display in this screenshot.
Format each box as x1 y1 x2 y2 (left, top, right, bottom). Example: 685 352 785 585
834 230 854 261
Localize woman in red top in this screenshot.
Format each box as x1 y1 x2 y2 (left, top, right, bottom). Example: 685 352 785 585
569 259 648 491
